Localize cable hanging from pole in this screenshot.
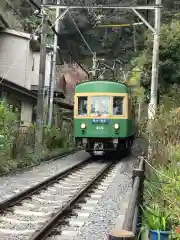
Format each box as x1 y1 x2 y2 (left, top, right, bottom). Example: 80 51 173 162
65 8 96 78
4 0 29 25
28 0 89 76
67 10 94 56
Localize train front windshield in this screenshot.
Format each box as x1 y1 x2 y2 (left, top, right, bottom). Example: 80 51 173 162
90 96 110 116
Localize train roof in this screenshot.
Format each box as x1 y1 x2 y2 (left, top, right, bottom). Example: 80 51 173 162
75 80 130 94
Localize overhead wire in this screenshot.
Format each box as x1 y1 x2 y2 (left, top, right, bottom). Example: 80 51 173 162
60 0 97 78
60 0 95 76
28 0 89 76
1 0 89 83
1 0 67 84
64 1 136 78
61 0 139 77
67 10 94 56
3 0 29 25
4 0 89 76
65 1 115 78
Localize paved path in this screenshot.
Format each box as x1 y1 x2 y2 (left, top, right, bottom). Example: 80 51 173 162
0 150 90 202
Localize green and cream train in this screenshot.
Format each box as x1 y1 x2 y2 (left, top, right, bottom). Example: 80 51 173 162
74 80 136 156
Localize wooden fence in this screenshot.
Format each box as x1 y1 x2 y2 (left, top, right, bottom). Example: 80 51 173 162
12 116 74 158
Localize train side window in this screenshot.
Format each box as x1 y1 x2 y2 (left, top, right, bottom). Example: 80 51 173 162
78 97 87 116
113 97 123 115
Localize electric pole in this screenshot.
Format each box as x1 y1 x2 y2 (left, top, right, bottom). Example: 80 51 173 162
47 50 53 124
148 0 161 119
147 0 161 161
48 3 69 126
133 24 137 52
48 0 60 126
35 10 48 158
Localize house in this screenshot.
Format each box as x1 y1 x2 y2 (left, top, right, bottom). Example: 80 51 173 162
0 28 68 126
56 63 88 105
0 28 88 126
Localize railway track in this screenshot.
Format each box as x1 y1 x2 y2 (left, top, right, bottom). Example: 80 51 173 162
0 159 116 240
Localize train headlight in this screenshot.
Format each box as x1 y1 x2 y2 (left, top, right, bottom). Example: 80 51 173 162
114 123 119 130
81 123 86 129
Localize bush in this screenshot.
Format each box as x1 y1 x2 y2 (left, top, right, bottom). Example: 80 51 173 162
43 119 74 150
0 101 75 174
139 93 180 239
0 101 18 156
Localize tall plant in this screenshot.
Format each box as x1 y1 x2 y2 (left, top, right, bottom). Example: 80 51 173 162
0 101 18 155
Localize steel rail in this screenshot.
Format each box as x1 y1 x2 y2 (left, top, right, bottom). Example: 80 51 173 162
29 161 115 240
0 157 91 211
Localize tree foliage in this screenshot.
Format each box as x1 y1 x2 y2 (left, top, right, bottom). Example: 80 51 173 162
1 0 179 72
132 15 180 100
1 0 143 62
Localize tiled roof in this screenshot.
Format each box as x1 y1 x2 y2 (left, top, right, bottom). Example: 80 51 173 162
57 63 88 105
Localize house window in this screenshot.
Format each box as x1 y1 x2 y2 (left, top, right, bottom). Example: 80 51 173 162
32 105 36 123
32 57 35 71
0 91 7 101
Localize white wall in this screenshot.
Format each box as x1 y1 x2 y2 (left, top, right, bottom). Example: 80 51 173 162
31 51 51 88
0 30 32 89
0 29 51 91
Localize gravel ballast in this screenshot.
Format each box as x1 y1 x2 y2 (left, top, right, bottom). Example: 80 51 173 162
0 150 90 202
75 154 138 240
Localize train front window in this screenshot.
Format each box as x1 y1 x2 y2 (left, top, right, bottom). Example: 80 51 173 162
113 96 124 115
90 96 110 116
78 97 87 116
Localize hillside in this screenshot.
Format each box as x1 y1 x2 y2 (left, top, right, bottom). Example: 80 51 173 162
0 0 177 69
1 1 143 62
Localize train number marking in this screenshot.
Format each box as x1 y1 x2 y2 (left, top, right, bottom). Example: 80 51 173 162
96 126 104 130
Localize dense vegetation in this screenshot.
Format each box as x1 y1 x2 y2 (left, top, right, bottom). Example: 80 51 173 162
136 90 180 239
0 101 75 174
2 0 143 62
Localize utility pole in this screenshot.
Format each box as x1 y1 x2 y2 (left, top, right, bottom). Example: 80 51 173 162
92 52 97 78
133 24 137 52
35 9 48 158
48 0 60 126
148 0 161 119
47 50 53 124
47 4 69 126
147 0 161 161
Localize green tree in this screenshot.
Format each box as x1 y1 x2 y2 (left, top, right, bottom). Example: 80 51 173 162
133 17 180 98
128 62 145 120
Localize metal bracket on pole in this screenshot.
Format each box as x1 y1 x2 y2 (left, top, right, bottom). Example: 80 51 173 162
42 4 162 10
50 7 70 28
132 8 156 34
